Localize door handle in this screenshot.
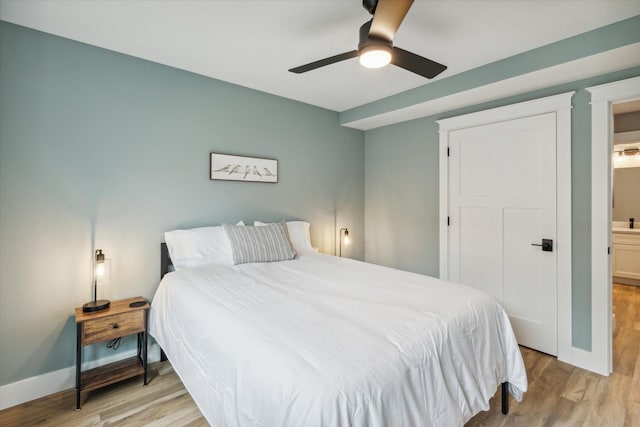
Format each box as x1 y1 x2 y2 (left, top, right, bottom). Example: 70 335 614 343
531 239 553 252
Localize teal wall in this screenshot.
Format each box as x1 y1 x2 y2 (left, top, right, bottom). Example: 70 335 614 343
365 119 439 275
0 22 364 386
364 66 640 351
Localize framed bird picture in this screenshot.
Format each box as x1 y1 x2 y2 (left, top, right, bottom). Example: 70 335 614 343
210 153 278 183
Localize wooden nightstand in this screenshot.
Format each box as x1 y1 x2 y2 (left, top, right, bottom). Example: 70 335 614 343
75 297 150 409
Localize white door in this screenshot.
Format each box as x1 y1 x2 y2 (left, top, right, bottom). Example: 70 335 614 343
448 112 558 356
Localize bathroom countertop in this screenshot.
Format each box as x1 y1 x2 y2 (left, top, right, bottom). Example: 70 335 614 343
613 221 640 234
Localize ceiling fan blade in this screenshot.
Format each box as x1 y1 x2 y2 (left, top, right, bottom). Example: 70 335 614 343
289 51 358 74
391 47 447 79
369 0 414 42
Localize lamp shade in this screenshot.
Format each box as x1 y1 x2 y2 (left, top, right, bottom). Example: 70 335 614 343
82 249 111 312
339 228 350 257
343 229 350 245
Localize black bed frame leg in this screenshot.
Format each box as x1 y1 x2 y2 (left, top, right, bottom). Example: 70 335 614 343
160 348 168 362
501 382 509 415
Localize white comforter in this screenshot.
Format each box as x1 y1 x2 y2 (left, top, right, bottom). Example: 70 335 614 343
150 253 527 427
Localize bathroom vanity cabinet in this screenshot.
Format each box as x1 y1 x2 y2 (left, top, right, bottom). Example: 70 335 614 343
613 230 640 286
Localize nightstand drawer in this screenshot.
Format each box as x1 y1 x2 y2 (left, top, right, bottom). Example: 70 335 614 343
82 310 144 345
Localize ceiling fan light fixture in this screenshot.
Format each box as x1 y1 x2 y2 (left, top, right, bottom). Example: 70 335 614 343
359 45 392 69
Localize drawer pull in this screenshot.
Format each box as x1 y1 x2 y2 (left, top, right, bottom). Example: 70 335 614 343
112 324 119 329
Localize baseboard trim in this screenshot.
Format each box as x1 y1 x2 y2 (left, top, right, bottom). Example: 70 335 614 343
613 276 640 287
0 344 161 411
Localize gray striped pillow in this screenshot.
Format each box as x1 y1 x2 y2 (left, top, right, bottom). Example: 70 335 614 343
223 222 297 265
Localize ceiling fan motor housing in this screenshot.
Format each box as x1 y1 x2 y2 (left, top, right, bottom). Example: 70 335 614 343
358 20 392 51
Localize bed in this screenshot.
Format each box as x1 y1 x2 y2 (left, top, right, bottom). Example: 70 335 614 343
150 222 527 426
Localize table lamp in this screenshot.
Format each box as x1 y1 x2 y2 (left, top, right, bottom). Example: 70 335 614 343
339 228 350 257
82 249 111 312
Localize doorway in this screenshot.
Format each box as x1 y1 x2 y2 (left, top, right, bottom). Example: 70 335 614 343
587 75 640 376
611 99 640 377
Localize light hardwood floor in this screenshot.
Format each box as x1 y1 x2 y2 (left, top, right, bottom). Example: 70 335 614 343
1 283 639 426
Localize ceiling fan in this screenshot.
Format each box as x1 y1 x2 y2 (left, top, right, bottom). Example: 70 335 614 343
289 0 447 79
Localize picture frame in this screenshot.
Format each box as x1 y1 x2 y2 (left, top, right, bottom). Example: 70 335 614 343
210 153 278 183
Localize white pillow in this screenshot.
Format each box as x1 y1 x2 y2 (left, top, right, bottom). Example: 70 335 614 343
254 221 317 254
164 221 244 270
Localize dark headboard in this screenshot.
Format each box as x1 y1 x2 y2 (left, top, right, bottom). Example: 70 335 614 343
161 242 173 279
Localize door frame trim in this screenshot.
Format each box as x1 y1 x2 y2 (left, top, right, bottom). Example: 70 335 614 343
437 92 574 364
587 76 640 376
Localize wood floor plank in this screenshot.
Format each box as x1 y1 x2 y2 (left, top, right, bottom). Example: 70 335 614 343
541 397 590 427
182 418 210 427
560 368 600 403
1 283 639 426
581 373 631 426
103 393 197 427
516 362 572 426
613 327 640 377
625 401 640 427
630 340 640 403
98 384 187 424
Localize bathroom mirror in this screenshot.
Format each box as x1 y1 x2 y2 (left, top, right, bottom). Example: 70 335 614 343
612 136 640 223
612 166 640 222
612 96 640 224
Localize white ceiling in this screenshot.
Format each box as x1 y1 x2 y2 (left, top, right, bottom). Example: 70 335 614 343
1 0 639 112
